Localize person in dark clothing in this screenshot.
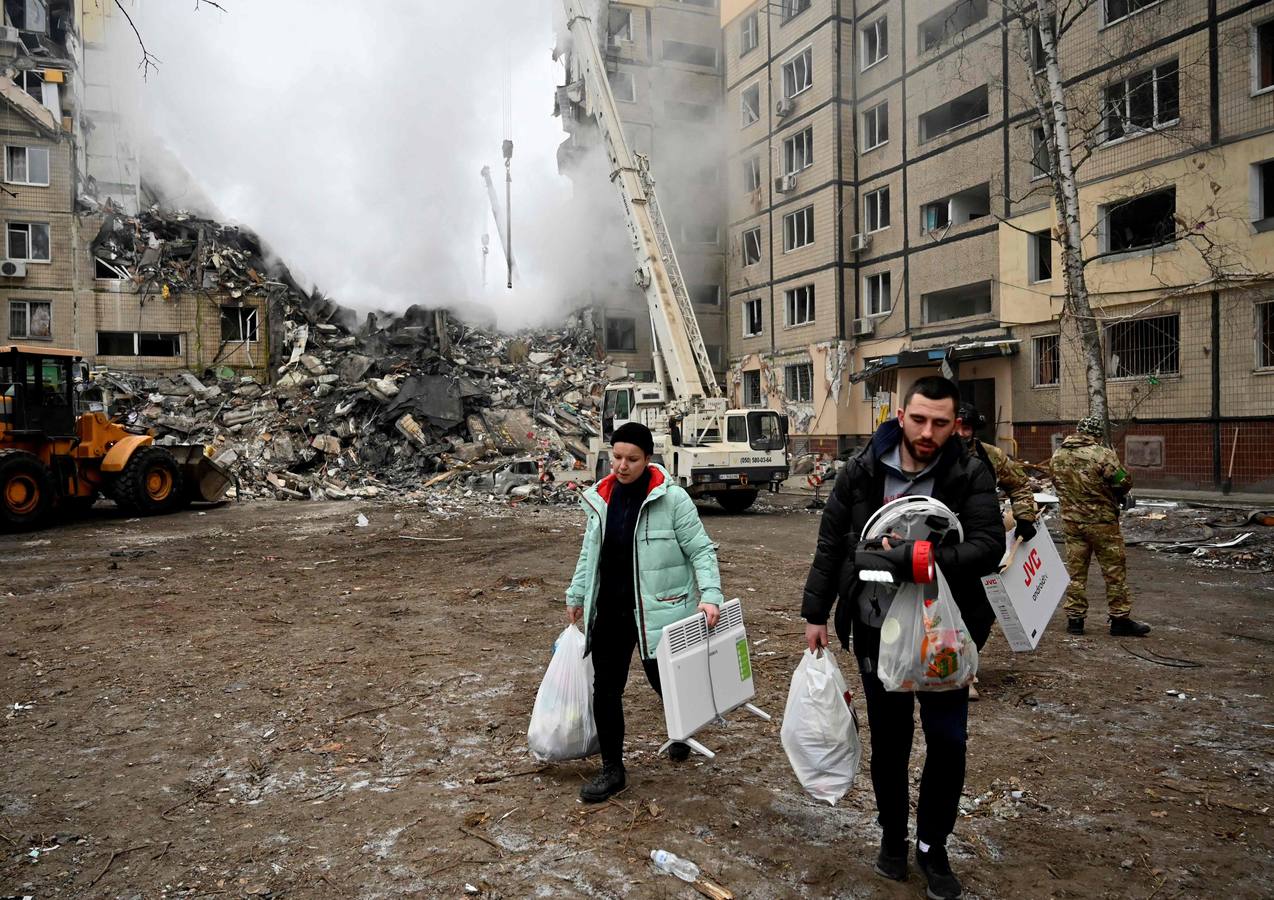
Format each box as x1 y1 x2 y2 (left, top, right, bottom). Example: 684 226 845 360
565 422 724 803
801 376 1004 900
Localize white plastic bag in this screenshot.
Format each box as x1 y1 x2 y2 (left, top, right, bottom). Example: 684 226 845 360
877 569 979 692
527 625 599 761
780 648 861 805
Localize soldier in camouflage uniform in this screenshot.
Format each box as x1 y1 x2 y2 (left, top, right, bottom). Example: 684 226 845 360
957 405 1038 543
1049 415 1151 637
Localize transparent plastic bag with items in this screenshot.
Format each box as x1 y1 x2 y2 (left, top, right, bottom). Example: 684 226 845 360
527 624 599 761
877 568 979 692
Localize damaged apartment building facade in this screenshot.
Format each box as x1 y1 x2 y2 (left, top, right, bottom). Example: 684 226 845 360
556 0 728 384
1 0 268 378
720 0 1274 490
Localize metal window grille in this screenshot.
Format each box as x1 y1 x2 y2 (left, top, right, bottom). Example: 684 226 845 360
864 365 898 401
1033 334 1060 386
1258 302 1274 369
743 370 762 406
1106 314 1179 378
784 363 813 402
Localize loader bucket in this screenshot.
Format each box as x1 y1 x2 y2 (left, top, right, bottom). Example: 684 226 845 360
168 445 233 503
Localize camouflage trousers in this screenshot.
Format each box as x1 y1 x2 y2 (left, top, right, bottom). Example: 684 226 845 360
1061 522 1132 619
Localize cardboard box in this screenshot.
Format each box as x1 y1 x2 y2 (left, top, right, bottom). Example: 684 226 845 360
980 521 1070 651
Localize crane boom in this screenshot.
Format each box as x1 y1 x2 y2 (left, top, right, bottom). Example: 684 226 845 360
561 0 721 402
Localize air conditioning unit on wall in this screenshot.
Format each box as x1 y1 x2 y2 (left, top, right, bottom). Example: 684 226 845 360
0 26 20 45
774 174 797 193
849 233 871 253
852 317 875 337
0 260 28 278
775 97 794 117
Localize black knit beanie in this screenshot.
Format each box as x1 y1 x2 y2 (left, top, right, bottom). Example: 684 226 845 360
611 422 654 456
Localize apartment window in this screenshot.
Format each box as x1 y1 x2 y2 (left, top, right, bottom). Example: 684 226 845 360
923 281 992 323
919 86 989 141
1257 19 1274 92
1031 126 1050 179
94 257 127 279
6 222 50 261
865 272 892 315
220 306 259 343
740 12 759 56
742 227 762 266
781 0 811 23
97 331 182 357
783 205 815 252
610 71 636 103
1029 230 1053 282
1033 334 1060 386
783 47 813 98
783 126 814 175
741 83 760 126
8 299 51 340
1255 160 1274 223
607 8 633 43
8 0 49 32
665 100 713 122
785 363 813 403
743 370 763 407
691 284 720 306
662 39 718 69
1106 314 1179 378
4 145 50 186
919 0 989 53
1257 302 1274 369
1029 16 1056 73
785 284 815 326
861 18 888 70
864 186 890 232
921 183 990 233
862 101 889 150
1104 0 1162 26
1103 60 1179 142
12 69 44 103
743 156 761 193
605 316 637 352
1102 187 1176 253
683 223 719 245
743 297 763 336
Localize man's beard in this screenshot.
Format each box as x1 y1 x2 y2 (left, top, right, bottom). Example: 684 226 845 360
902 432 940 464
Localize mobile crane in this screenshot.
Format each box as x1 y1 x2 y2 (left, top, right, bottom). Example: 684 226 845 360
560 0 789 511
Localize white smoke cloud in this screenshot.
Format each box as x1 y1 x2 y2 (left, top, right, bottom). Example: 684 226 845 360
109 0 625 329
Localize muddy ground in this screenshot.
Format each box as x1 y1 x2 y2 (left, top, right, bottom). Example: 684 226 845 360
1 495 1271 899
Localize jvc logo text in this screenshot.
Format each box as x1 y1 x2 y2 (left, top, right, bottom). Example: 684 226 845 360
1022 549 1043 587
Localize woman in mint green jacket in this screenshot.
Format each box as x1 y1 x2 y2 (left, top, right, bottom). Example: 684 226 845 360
565 423 723 803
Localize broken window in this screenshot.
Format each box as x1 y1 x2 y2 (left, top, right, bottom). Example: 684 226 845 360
742 155 761 193
781 0 811 23
1258 301 1274 369
1254 159 1274 223
691 284 720 306
742 228 762 266
682 223 719 245
921 183 990 232
610 71 636 103
7 0 48 32
1258 19 1274 92
743 370 762 407
1029 16 1056 73
11 68 44 103
922 281 992 323
785 284 815 326
783 126 813 175
741 83 760 127
662 39 718 69
861 17 888 69
865 272 891 315
740 11 759 56
8 299 50 339
1102 187 1176 253
919 0 988 53
3 145 49 186
919 85 989 142
1106 313 1179 378
1104 60 1179 141
783 47 812 98
607 8 633 43
97 331 182 357
862 101 889 150
6 221 50 261
743 297 763 336
220 306 259 343
1031 126 1050 179
1104 0 1162 26
1033 334 1060 386
604 316 637 352
783 205 814 251
864 185 890 232
784 362 813 402
1030 229 1053 282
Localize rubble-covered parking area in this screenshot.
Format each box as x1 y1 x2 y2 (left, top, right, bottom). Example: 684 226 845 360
2 499 1271 899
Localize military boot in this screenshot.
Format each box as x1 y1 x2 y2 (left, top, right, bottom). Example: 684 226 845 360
1066 617 1085 635
1110 616 1151 637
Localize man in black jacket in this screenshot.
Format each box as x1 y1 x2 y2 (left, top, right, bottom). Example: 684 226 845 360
802 376 1004 900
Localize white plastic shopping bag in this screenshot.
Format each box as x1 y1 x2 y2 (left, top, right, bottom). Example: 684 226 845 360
780 648 861 805
527 625 599 761
877 569 979 692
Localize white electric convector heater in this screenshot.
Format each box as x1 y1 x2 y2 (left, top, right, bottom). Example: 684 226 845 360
654 598 770 759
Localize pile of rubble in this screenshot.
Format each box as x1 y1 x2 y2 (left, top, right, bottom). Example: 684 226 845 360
1123 503 1274 572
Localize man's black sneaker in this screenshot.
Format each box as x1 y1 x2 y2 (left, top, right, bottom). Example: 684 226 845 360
668 741 691 762
1110 616 1151 637
1066 617 1085 635
874 837 909 881
579 763 627 803
916 845 963 900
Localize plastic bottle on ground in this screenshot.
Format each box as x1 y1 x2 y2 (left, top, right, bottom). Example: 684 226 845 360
650 849 700 882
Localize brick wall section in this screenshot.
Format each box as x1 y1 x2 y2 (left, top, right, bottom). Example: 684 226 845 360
1015 421 1274 492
